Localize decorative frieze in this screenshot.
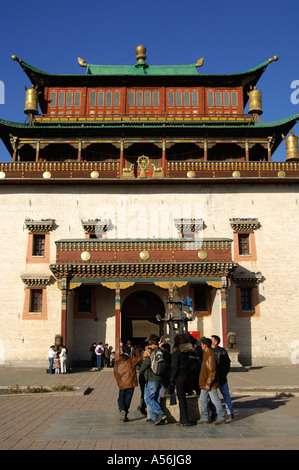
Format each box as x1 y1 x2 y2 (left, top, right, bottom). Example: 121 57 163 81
21 274 52 287
233 272 263 286
24 218 55 233
49 261 237 280
81 219 111 234
229 218 260 232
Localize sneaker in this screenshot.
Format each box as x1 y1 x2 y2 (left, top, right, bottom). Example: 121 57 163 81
198 420 210 425
226 414 234 421
154 414 167 425
146 418 154 424
120 410 126 422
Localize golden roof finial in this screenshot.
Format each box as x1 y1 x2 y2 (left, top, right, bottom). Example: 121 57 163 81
268 55 279 63
78 57 87 67
136 45 146 63
196 57 204 67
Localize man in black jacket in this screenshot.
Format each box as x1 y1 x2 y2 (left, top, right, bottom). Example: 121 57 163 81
211 335 234 421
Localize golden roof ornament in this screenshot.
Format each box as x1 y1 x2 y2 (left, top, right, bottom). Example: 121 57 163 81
136 45 147 63
78 57 87 67
196 57 204 67
268 55 279 63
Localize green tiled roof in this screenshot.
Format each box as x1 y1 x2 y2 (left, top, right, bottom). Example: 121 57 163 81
86 62 199 76
12 56 273 89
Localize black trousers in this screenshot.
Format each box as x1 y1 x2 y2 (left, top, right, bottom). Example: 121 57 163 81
118 387 134 415
176 374 189 424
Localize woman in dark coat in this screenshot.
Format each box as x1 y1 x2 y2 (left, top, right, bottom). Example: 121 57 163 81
170 334 197 426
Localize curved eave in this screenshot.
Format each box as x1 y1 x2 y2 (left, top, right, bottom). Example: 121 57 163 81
14 57 271 97
1 114 298 156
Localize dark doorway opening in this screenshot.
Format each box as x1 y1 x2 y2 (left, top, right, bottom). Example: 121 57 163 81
121 290 165 346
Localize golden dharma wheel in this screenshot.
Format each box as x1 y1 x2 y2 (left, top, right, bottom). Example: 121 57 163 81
43 171 51 179
248 87 263 115
24 85 39 115
285 132 299 161
91 171 100 179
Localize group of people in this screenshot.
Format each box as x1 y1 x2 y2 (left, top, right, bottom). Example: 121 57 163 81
48 345 68 374
90 342 115 370
113 333 233 427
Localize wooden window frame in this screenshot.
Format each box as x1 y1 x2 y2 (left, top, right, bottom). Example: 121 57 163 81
205 87 242 115
166 87 201 115
26 232 50 264
236 286 260 317
23 287 48 320
87 88 122 116
189 285 211 317
47 87 83 116
74 285 97 319
233 231 257 262
126 88 162 115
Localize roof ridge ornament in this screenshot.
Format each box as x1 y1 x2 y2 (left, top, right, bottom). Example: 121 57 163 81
196 57 204 67
78 57 87 67
136 45 146 63
268 55 279 63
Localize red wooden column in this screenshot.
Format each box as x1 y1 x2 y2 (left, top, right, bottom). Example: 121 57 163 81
162 140 166 174
245 141 249 161
204 140 208 161
60 277 68 345
221 279 228 349
115 283 121 360
119 140 124 177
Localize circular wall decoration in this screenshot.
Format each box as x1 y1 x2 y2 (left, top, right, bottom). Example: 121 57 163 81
43 171 51 179
232 170 240 178
187 170 195 178
91 171 99 179
277 170 286 177
198 250 208 260
139 250 150 261
81 251 91 261
0 171 5 179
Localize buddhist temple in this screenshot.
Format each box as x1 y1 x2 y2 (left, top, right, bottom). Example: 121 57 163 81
0 46 298 367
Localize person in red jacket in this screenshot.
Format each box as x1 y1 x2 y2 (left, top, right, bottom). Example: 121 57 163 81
114 345 143 422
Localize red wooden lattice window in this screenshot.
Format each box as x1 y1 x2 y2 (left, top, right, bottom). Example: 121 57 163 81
127 88 162 115
205 88 242 115
87 88 122 115
48 88 83 116
166 88 201 115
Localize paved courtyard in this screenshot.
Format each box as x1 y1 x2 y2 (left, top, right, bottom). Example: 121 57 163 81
0 365 298 451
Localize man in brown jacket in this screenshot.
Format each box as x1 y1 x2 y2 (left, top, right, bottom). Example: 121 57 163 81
198 337 226 424
114 345 143 422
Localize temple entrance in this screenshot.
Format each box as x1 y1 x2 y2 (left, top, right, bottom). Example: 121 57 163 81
121 290 165 346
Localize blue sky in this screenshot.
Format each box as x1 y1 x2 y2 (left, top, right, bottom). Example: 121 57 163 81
0 0 298 161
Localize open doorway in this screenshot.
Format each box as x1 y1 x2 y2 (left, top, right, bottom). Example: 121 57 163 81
121 290 165 346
